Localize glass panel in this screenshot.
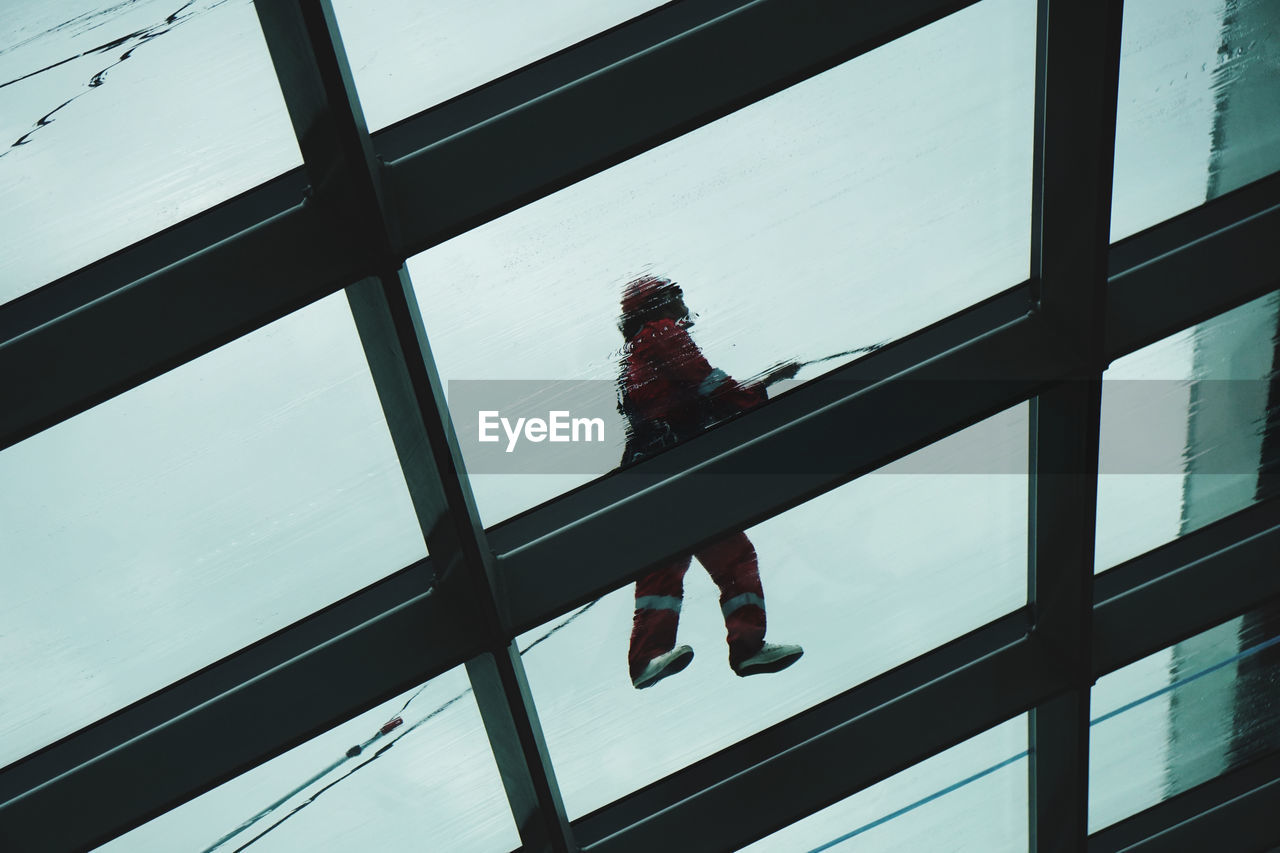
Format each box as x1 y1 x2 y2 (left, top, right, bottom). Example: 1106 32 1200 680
1094 289 1280 571
1089 601 1280 831
98 666 521 852
741 716 1028 852
0 0 301 305
330 0 667 132
518 405 1028 818
0 294 425 768
1112 0 1280 241
410 0 1036 526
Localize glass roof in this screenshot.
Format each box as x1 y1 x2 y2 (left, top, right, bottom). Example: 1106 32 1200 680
1090 601 1280 831
518 405 1027 818
98 666 521 852
741 716 1028 851
0 293 425 767
0 0 300 306
0 0 1274 847
412 0 1037 526
1095 288 1280 571
1111 0 1280 241
329 0 670 132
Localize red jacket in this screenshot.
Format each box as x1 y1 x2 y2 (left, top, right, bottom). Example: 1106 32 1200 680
619 318 764 463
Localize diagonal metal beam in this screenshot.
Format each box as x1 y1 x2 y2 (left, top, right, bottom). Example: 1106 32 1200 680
1087 750 1280 852
0 576 475 852
1107 176 1280 361
584 634 1055 853
2 0 1276 456
0 202 359 450
572 611 1034 847
1093 497 1280 676
5 492 1274 850
0 560 437 805
251 2 575 848
386 0 981 256
496 294 1069 635
348 271 575 853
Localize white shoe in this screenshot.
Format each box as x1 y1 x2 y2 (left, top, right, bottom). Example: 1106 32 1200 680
632 644 694 689
732 642 803 677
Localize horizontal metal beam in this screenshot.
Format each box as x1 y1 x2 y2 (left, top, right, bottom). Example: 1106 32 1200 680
1107 172 1280 362
0 0 979 455
370 0 756 162
585 631 1054 852
387 0 978 256
1 0 1274 458
6 473 1272 853
572 611 1032 847
0 202 364 451
0 168 308 346
0 560 430 798
496 293 1069 634
1092 498 1280 676
0 562 478 852
1088 751 1280 853
570 500 1280 850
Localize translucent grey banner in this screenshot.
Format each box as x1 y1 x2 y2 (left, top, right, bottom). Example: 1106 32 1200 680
447 380 1278 475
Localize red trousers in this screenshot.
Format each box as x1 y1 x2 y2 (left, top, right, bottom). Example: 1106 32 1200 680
628 531 767 679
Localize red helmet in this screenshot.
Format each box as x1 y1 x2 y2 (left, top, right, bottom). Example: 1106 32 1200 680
620 275 681 317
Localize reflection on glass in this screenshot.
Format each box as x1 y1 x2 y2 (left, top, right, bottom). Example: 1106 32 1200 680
1204 0 1280 199
329 0 666 132
0 0 300 305
518 406 1028 818
1112 0 1280 240
409 0 1036 525
740 716 1027 852
98 666 520 852
0 294 425 769
1095 289 1280 571
1089 601 1280 831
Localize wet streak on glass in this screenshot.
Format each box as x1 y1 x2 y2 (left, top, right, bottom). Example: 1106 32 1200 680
0 0 301 306
1111 0 1280 241
516 405 1028 819
1088 600 1280 832
328 0 668 133
408 0 1037 527
0 293 425 769
1094 289 1280 572
95 666 520 852
738 716 1028 852
1207 0 1280 202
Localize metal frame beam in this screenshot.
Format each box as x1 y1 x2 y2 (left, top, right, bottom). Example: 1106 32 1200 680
1108 172 1280 361
1025 0 1122 848
252 1 573 848
1087 750 1280 852
0 579 473 852
0 0 979 453
496 286 1062 632
1093 497 1280 675
5 494 1275 850
571 611 1034 848
386 0 981 256
587 634 1052 852
2 0 1279 849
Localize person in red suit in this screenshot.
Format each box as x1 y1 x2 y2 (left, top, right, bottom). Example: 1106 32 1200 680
617 275 804 689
